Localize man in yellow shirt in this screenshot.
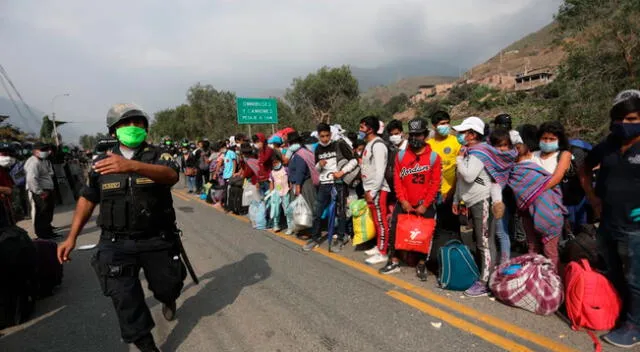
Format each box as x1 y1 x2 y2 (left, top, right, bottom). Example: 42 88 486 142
428 111 461 233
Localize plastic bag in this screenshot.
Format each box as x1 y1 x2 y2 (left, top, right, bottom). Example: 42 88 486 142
394 214 435 254
291 195 313 229
242 182 260 207
349 199 375 245
249 200 267 230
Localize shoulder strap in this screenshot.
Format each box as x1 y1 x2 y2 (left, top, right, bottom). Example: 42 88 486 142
430 151 438 167
369 139 383 162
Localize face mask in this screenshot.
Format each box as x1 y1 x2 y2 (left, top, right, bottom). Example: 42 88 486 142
116 126 147 148
611 122 640 141
408 137 425 150
436 125 451 136
389 135 403 146
38 151 50 159
539 141 559 153
0 156 16 168
358 131 367 140
456 133 467 146
273 163 282 170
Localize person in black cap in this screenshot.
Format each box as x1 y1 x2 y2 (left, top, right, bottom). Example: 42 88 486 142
493 113 523 145
57 103 186 352
24 141 57 239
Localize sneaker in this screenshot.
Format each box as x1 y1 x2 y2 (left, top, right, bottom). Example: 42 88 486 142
364 247 380 256
416 263 428 282
273 227 281 232
285 229 294 236
330 240 342 253
365 253 389 265
302 240 319 252
379 261 401 275
602 322 640 348
162 301 177 321
464 281 489 297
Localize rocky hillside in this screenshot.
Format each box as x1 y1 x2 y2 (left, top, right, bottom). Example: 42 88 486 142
361 75 457 104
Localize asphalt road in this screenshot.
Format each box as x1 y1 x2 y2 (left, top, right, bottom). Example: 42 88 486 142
0 184 624 352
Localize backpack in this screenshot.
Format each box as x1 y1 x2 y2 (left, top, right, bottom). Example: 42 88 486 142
293 147 320 186
370 139 398 190
335 139 361 187
560 140 592 206
438 240 480 291
10 160 25 187
0 226 36 329
32 239 63 297
564 259 621 331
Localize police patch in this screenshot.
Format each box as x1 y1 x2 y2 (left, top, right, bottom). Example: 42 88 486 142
102 182 121 190
160 153 174 161
444 147 452 154
136 177 154 185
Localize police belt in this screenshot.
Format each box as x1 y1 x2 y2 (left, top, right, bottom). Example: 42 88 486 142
101 229 170 241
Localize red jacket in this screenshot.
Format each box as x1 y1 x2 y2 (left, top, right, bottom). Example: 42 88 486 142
394 145 442 207
255 133 273 182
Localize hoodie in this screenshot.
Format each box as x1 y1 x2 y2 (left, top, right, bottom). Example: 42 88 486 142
255 133 274 182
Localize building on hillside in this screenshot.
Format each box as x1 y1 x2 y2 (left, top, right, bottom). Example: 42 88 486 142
515 67 554 91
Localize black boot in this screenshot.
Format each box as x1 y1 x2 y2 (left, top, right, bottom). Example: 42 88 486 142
134 333 160 352
162 301 176 321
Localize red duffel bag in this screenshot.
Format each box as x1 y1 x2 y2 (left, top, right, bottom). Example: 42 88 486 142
394 214 435 254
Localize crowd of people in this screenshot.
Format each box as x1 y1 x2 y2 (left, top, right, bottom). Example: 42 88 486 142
165 89 640 348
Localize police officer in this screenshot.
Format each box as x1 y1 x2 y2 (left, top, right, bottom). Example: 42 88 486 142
57 103 186 352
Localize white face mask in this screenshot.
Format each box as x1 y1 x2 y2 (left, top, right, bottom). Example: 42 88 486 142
38 151 50 159
389 135 403 146
0 156 15 168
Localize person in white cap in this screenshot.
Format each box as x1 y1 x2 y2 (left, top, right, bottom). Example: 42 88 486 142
452 116 496 297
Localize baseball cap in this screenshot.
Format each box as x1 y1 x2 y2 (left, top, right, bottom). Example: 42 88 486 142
453 116 485 135
613 90 640 106
408 118 428 134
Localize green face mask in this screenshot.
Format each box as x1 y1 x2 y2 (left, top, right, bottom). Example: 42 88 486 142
116 126 147 148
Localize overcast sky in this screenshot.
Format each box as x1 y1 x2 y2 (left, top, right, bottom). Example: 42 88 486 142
0 0 563 137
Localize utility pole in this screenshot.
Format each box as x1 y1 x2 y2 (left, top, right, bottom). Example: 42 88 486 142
51 93 70 146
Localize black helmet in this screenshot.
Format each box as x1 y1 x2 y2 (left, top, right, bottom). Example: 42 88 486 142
493 113 512 129
181 138 189 147
106 103 149 133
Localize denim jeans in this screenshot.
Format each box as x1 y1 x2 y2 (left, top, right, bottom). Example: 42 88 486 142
187 176 196 192
495 218 511 263
311 184 347 242
597 226 640 327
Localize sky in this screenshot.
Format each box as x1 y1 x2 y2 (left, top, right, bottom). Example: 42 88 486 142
0 0 563 139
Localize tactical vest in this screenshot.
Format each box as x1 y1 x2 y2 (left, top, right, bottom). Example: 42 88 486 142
96 145 176 235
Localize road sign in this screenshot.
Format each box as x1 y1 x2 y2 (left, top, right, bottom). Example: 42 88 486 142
236 97 278 125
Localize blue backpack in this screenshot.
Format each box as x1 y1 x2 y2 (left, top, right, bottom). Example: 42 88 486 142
438 240 480 291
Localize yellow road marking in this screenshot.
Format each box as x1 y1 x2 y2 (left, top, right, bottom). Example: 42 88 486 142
184 192 580 352
171 191 191 202
387 290 533 352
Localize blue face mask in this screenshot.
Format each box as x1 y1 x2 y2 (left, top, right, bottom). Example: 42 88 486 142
436 125 451 136
611 122 640 141
456 133 467 146
539 141 559 153
358 131 367 140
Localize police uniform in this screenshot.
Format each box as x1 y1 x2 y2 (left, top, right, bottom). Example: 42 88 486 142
84 141 186 346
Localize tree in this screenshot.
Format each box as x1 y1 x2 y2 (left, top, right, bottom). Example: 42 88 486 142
284 66 360 125
383 93 409 116
78 132 109 150
549 0 640 140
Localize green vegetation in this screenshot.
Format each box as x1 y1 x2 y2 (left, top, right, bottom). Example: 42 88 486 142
147 0 639 144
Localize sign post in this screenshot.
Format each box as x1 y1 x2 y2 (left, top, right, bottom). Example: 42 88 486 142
236 98 278 138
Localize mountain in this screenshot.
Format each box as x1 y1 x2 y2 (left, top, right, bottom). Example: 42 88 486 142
361 75 457 103
0 96 83 144
352 58 459 91
465 22 565 82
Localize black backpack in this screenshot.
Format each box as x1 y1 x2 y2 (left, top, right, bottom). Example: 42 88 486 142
560 140 592 206
370 139 398 191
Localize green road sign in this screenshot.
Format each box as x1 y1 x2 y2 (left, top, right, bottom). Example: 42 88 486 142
236 97 278 125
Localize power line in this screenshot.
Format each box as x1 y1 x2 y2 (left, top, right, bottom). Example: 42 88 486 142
0 73 27 121
0 64 40 120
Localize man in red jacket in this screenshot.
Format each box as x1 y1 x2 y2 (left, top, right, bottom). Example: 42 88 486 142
379 118 442 282
252 133 273 195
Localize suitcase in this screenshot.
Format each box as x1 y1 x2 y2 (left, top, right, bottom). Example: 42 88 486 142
0 226 36 328
33 239 63 297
